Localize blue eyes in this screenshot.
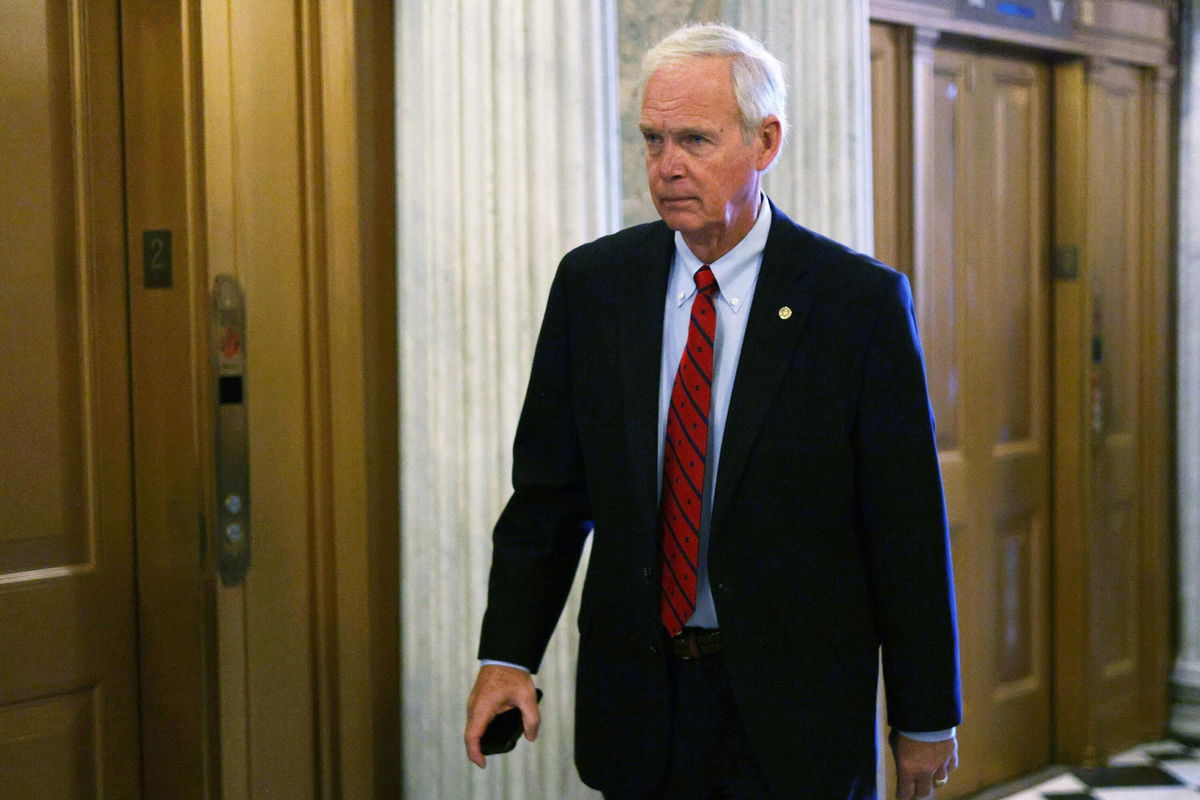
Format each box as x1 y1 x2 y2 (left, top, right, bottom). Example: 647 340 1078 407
643 134 708 148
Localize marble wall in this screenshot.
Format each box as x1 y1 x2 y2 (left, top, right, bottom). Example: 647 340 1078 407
396 1 617 797
1173 0 1200 745
727 1 874 251
618 0 723 226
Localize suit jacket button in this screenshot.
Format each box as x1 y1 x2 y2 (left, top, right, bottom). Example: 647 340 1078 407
649 643 659 656
642 565 652 584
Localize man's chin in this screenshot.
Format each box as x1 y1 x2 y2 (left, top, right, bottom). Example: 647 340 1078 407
656 208 704 233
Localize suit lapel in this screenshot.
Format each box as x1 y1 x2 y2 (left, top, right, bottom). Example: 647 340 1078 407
711 208 815 532
619 224 674 533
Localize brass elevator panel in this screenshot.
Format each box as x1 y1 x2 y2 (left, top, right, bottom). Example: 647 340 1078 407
213 275 250 586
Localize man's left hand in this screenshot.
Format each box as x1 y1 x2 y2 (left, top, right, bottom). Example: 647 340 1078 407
890 730 958 799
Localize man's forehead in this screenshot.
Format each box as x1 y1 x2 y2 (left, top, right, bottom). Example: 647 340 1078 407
640 57 737 124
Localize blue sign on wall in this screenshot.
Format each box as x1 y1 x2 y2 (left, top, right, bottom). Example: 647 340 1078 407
955 0 1075 37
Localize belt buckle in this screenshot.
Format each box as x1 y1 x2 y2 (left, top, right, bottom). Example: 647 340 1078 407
672 630 702 660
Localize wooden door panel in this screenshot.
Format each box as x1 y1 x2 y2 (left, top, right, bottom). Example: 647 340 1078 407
0 0 87 574
985 65 1042 445
914 47 985 797
0 0 139 796
870 23 911 274
0 691 96 800
921 53 969 459
993 516 1036 686
905 43 1053 796
1087 63 1143 721
980 51 1052 709
976 51 1053 786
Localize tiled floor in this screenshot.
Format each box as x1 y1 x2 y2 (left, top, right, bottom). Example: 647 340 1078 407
992 741 1200 799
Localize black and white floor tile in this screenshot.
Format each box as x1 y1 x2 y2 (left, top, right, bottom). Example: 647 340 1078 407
996 741 1200 799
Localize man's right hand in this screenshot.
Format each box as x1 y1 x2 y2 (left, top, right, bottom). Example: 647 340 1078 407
464 664 541 768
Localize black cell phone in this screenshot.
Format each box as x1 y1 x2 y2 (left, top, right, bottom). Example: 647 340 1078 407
479 688 544 756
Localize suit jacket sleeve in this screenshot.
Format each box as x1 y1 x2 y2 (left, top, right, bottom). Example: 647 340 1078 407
855 270 962 732
477 256 592 673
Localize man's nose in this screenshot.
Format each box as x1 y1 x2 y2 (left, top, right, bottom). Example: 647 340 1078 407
656 142 685 180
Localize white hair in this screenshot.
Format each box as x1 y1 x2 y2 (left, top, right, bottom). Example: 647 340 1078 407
638 23 789 148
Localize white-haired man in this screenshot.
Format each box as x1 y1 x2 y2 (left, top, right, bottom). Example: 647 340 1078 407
465 24 961 799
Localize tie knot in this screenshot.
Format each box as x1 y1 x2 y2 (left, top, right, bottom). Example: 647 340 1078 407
694 265 718 296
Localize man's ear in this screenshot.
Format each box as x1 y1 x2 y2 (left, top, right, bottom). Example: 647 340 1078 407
755 116 783 171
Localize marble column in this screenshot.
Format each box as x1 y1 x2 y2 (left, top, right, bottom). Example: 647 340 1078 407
617 0 723 226
725 0 874 252
1173 0 1200 745
395 1 617 797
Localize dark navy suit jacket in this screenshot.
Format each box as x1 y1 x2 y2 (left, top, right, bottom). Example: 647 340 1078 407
478 205 961 798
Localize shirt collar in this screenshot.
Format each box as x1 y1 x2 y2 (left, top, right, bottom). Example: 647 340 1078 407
671 193 772 314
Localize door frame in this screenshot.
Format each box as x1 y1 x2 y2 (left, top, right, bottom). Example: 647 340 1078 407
122 0 220 793
121 0 399 795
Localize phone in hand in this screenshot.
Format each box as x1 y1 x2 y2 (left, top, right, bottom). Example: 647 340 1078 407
479 688 544 756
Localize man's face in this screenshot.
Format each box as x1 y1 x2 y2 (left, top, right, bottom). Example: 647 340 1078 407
639 57 778 250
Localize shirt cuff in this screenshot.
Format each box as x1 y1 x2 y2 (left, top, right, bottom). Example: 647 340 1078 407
896 727 956 743
480 659 531 673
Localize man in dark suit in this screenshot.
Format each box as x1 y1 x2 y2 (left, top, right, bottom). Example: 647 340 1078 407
464 24 961 800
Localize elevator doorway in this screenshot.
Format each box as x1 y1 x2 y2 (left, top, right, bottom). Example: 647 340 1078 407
873 30 1055 797
0 1 141 794
871 16 1173 795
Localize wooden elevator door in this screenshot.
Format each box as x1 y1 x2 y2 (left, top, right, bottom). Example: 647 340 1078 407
930 48 1053 795
923 45 1054 796
0 1 141 797
874 32 1055 796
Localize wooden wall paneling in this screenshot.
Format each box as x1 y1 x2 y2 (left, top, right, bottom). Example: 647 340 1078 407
870 0 1176 68
121 0 219 794
1136 64 1175 743
201 0 320 793
910 34 988 797
971 50 1054 781
1085 58 1145 756
298 1 339 795
870 22 914 275
1051 59 1095 765
307 0 399 796
1051 53 1172 763
346 1 401 795
200 0 397 796
0 0 141 796
868 24 915 798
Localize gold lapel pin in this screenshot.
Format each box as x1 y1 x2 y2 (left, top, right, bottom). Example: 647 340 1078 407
778 306 792 320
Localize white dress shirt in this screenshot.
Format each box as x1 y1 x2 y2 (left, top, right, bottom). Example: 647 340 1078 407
656 192 772 628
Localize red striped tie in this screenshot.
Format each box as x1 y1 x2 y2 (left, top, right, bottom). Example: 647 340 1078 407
660 265 718 637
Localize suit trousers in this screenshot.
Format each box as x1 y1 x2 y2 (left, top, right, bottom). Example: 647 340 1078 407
603 643 774 800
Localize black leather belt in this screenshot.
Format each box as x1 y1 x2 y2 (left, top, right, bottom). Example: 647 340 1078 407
667 627 722 660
